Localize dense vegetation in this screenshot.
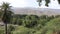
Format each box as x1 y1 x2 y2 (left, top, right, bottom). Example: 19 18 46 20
0 10 60 34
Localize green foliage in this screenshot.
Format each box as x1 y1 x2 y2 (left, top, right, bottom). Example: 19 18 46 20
7 25 15 34
12 26 35 34
45 0 50 6
10 15 40 28
0 26 4 34
38 17 60 34
40 15 48 19
24 20 38 28
0 15 60 34
0 10 4 19
37 0 50 6
1 8 60 34
38 19 48 26
55 15 60 18
0 29 4 34
37 0 60 6
46 17 60 29
1 2 13 23
0 11 2 18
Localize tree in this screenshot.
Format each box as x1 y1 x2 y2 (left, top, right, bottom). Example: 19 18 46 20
37 0 60 7
1 2 13 34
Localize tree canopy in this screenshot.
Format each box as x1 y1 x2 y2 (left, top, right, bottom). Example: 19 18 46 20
37 0 60 6
1 2 13 23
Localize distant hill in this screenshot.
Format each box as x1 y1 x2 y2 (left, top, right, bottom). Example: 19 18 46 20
12 7 60 16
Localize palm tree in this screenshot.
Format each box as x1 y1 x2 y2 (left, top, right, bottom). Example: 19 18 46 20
1 2 13 34
37 0 60 7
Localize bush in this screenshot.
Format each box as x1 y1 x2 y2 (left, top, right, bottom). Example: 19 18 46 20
0 26 4 34
7 25 15 34
38 17 60 34
12 26 35 34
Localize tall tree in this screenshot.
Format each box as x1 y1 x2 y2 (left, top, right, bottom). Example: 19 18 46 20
37 0 60 7
1 2 13 34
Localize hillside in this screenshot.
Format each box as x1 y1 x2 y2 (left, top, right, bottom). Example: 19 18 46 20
12 8 60 16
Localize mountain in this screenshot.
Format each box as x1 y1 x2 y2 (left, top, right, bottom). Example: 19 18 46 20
12 7 60 16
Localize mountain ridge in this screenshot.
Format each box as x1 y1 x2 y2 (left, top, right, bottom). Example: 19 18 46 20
12 7 60 16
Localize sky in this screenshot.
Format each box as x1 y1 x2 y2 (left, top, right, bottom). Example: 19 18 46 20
0 0 60 9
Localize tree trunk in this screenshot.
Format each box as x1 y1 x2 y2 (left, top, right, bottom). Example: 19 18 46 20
5 23 7 34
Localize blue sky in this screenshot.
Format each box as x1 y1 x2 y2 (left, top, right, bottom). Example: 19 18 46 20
0 0 60 9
